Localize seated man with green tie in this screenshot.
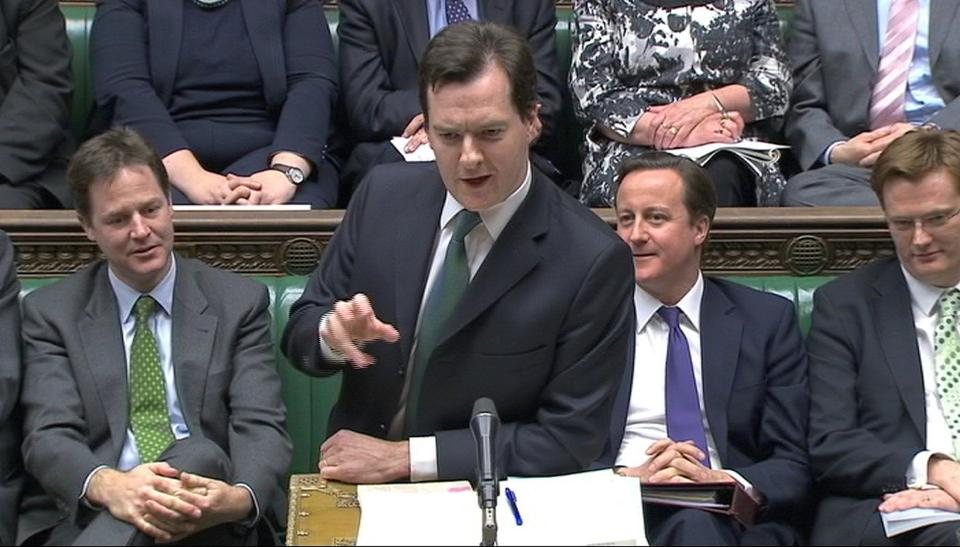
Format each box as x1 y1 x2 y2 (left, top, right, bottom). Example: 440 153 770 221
16 128 291 546
807 130 960 545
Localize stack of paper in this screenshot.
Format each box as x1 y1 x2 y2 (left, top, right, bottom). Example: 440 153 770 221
356 468 648 546
881 508 960 537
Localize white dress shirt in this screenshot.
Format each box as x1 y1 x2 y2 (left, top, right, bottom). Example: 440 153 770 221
321 164 532 481
617 274 752 489
900 266 959 487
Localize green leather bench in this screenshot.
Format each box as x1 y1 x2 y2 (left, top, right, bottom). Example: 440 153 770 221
57 2 796 179
19 273 826 474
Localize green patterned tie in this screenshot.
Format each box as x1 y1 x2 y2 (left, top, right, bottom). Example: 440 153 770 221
405 209 482 435
129 295 174 463
936 289 960 458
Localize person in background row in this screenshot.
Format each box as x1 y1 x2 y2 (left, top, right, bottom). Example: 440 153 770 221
16 128 291 546
0 229 22 545
570 0 792 208
600 153 810 545
782 0 960 206
0 0 73 209
91 0 340 208
807 130 960 545
283 21 633 485
336 0 564 200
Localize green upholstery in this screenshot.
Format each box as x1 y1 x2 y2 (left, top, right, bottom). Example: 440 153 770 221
19 271 826 474
57 2 796 165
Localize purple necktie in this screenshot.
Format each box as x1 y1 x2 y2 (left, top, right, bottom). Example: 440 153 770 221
445 0 473 26
658 306 711 467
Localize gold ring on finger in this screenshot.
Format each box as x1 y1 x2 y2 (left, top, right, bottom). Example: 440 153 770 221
669 126 679 135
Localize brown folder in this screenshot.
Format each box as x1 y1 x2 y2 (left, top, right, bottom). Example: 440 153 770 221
641 481 761 526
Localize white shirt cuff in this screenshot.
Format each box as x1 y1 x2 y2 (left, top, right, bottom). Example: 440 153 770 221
80 465 110 509
409 436 439 482
319 313 348 362
906 450 954 488
821 141 844 165
234 483 261 527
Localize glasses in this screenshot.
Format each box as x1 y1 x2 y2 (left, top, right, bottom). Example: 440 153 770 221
887 207 960 233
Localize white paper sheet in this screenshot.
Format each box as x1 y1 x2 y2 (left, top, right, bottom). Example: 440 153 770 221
390 136 437 162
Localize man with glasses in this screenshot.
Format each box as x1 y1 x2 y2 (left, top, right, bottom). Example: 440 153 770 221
807 129 960 545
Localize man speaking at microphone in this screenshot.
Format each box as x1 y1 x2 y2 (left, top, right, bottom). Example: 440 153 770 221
282 21 634 484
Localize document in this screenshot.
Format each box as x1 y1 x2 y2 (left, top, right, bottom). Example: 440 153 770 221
355 469 648 546
881 508 960 537
172 204 311 211
640 481 760 526
390 136 437 162
664 140 789 177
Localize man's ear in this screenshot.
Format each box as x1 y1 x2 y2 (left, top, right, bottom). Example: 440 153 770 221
526 103 543 144
77 212 96 243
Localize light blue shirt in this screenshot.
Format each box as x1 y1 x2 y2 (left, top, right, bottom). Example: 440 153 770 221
426 0 480 37
877 0 945 124
108 256 189 471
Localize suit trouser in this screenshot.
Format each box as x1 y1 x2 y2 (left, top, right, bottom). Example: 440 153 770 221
39 437 256 546
643 503 799 546
780 164 880 207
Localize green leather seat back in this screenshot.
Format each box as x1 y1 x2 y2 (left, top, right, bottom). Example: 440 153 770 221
60 3 96 144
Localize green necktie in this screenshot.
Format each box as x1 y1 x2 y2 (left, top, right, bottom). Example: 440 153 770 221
405 209 482 435
936 288 960 459
129 295 174 463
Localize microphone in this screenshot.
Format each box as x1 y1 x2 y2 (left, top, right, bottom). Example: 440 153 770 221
470 397 500 546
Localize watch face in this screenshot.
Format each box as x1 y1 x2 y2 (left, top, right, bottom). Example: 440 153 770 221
289 168 305 184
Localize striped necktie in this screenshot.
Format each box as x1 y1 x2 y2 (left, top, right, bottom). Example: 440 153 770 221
869 0 920 129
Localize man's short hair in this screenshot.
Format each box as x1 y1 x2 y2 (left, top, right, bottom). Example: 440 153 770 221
418 21 538 121
871 129 960 205
68 127 170 219
615 152 717 225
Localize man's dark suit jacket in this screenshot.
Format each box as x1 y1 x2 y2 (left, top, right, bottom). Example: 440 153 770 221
806 257 945 545
0 0 72 205
600 278 811 543
337 0 561 150
282 162 634 481
17 256 292 544
91 0 338 166
784 0 960 171
0 231 21 545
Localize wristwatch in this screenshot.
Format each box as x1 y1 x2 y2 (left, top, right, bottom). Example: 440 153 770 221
270 164 306 185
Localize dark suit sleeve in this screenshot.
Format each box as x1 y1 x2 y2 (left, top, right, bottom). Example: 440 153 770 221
271 0 338 166
434 237 635 479
807 288 917 497
19 294 108 525
226 284 292 524
0 0 71 185
728 299 810 519
91 0 188 157
526 0 561 142
783 0 849 170
0 233 21 545
281 172 369 376
338 0 420 142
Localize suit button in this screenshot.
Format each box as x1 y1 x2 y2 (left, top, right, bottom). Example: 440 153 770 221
378 423 386 431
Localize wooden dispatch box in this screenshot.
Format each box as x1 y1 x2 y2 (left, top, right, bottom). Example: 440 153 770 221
286 474 361 546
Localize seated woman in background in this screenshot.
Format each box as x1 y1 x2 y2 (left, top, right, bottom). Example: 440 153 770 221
91 0 339 208
570 0 791 207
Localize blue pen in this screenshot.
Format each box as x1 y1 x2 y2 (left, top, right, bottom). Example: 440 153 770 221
505 487 523 526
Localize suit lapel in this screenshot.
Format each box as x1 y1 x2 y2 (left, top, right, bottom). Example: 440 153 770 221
699 279 741 463
440 175 548 345
395 177 446 364
395 0 431 62
844 0 880 72
930 0 960 67
78 267 129 457
240 0 285 108
874 263 927 438
171 260 218 433
146 0 183 104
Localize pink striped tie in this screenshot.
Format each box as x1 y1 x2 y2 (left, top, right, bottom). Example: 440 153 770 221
870 0 920 129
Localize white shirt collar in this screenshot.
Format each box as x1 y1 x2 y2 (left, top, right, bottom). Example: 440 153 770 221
634 272 704 333
901 264 960 317
438 162 532 241
109 254 177 322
